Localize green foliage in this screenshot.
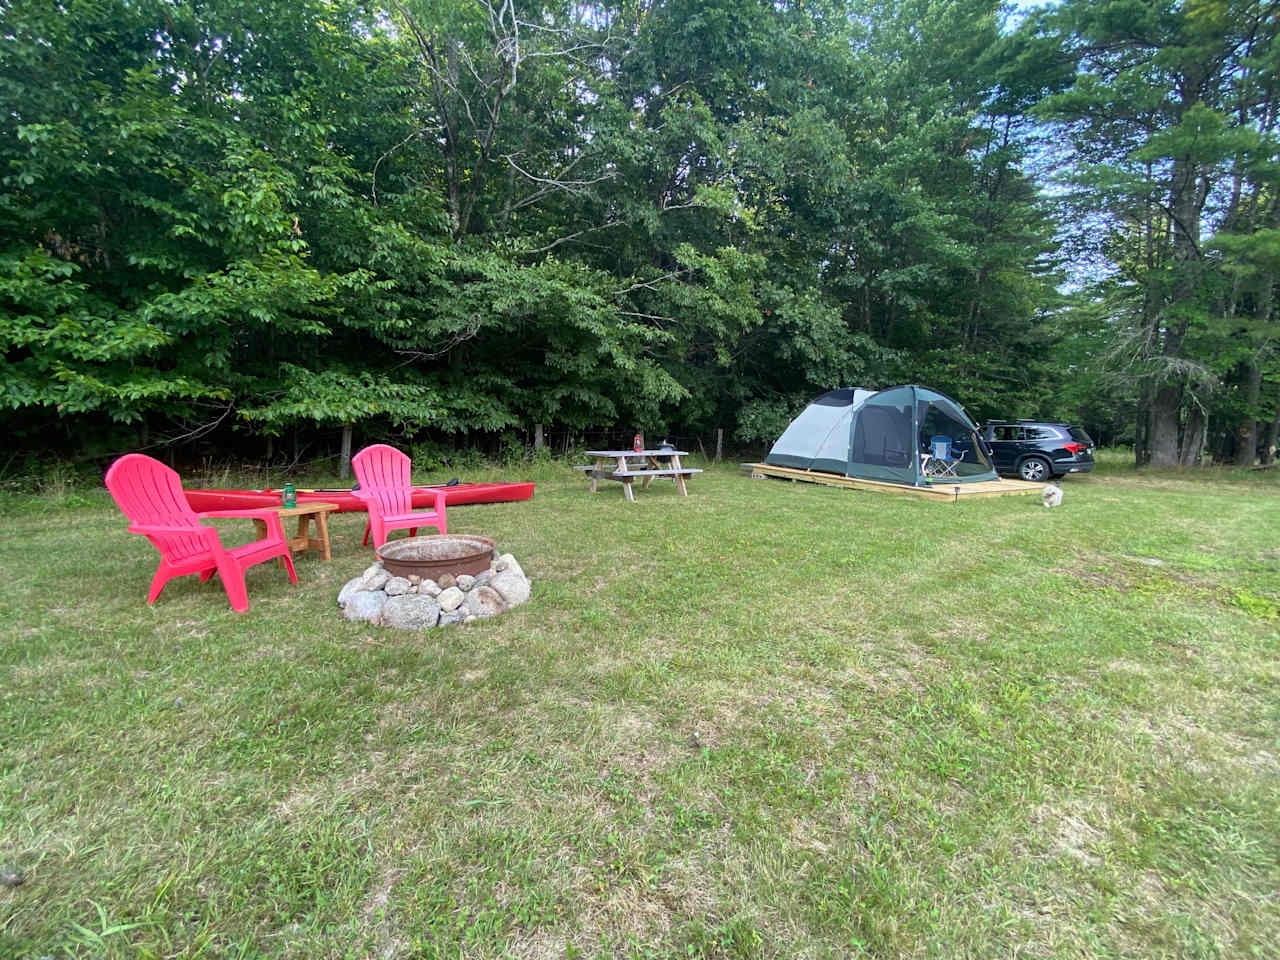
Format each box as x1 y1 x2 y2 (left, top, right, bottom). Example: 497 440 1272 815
1023 0 1280 461
1 0 1071 456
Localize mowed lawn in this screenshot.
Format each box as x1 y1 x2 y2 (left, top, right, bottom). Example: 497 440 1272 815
2 457 1278 959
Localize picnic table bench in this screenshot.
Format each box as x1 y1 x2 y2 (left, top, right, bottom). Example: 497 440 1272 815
576 449 703 501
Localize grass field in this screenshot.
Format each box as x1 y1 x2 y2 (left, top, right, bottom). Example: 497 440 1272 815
2 454 1278 959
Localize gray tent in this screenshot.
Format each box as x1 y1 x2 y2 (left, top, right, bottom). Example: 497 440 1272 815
765 384 998 486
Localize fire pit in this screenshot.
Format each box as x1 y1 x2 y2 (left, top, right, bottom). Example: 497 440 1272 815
375 534 496 581
339 538 532 631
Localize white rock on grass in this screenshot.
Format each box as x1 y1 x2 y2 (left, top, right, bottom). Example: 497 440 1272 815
382 595 440 630
421 580 442 597
456 574 476 591
337 577 365 608
494 554 524 579
384 576 411 597
466 585 505 619
490 554 530 608
438 608 464 626
438 587 465 612
344 590 386 623
361 568 391 593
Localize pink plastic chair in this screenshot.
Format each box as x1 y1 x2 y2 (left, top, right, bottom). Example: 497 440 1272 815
351 444 447 548
105 454 298 612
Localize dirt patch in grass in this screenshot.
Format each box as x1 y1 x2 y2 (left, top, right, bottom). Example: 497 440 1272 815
1129 711 1280 778
1039 798 1109 867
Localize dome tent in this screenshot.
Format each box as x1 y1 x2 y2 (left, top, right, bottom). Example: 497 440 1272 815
765 385 998 486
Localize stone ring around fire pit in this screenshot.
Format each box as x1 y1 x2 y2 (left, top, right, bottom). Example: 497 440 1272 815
337 535 531 630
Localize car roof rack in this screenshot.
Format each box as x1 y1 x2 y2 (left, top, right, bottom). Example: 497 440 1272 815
984 418 1065 424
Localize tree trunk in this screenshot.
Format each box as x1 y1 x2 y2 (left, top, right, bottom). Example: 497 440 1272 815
1263 410 1280 466
1135 377 1155 466
1180 405 1206 466
534 423 544 451
715 428 723 462
339 424 353 480
1233 362 1262 465
1149 383 1182 466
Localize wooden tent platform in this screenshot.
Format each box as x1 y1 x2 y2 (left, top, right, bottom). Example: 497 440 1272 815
747 463 1044 501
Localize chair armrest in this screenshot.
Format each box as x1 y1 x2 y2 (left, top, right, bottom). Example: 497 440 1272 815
197 508 283 520
128 523 220 543
195 507 286 540
411 487 446 508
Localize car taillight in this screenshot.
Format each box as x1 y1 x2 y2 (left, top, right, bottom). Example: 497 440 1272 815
1063 442 1087 454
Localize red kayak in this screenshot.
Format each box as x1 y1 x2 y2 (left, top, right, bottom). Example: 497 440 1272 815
184 481 534 513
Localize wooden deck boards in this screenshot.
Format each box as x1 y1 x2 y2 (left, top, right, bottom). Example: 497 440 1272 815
747 463 1044 501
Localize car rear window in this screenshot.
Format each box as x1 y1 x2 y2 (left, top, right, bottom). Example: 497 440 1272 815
1067 426 1093 444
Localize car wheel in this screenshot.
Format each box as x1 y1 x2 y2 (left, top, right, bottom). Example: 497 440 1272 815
1019 457 1050 482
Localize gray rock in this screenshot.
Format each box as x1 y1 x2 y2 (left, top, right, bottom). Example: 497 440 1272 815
421 579 442 597
337 576 365 608
438 608 464 627
408 575 422 585
384 576 411 597
464 615 477 624
474 570 492 587
438 586 465 612
466 585 506 618
344 590 386 623
456 574 476 591
361 568 390 593
437 572 457 589
490 555 530 608
382 594 440 630
495 553 525 580
0 867 24 887
493 558 509 572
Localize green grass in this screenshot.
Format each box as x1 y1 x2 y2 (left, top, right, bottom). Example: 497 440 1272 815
2 456 1278 958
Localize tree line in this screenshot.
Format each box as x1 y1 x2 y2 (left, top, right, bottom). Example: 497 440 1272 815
1 0 1276 467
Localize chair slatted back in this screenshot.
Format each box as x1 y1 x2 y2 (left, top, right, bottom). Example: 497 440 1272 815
351 445 415 515
105 454 209 562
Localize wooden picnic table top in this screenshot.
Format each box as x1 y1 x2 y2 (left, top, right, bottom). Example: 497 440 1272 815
574 466 703 476
578 450 696 501
584 449 689 457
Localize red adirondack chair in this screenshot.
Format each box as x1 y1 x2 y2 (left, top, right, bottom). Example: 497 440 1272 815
351 444 447 548
105 454 298 612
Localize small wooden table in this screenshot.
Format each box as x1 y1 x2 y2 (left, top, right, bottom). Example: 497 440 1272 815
252 501 340 565
575 449 703 502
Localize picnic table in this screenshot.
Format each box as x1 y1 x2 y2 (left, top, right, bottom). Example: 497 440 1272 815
575 449 703 502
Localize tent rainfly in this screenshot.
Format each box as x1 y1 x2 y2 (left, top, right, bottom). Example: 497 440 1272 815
764 385 999 486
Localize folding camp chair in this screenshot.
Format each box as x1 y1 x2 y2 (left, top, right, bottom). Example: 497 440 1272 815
922 436 965 479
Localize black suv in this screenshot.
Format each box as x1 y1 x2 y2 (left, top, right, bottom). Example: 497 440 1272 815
981 420 1096 482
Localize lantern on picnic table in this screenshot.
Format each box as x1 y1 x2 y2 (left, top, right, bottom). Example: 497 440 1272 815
633 433 643 453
